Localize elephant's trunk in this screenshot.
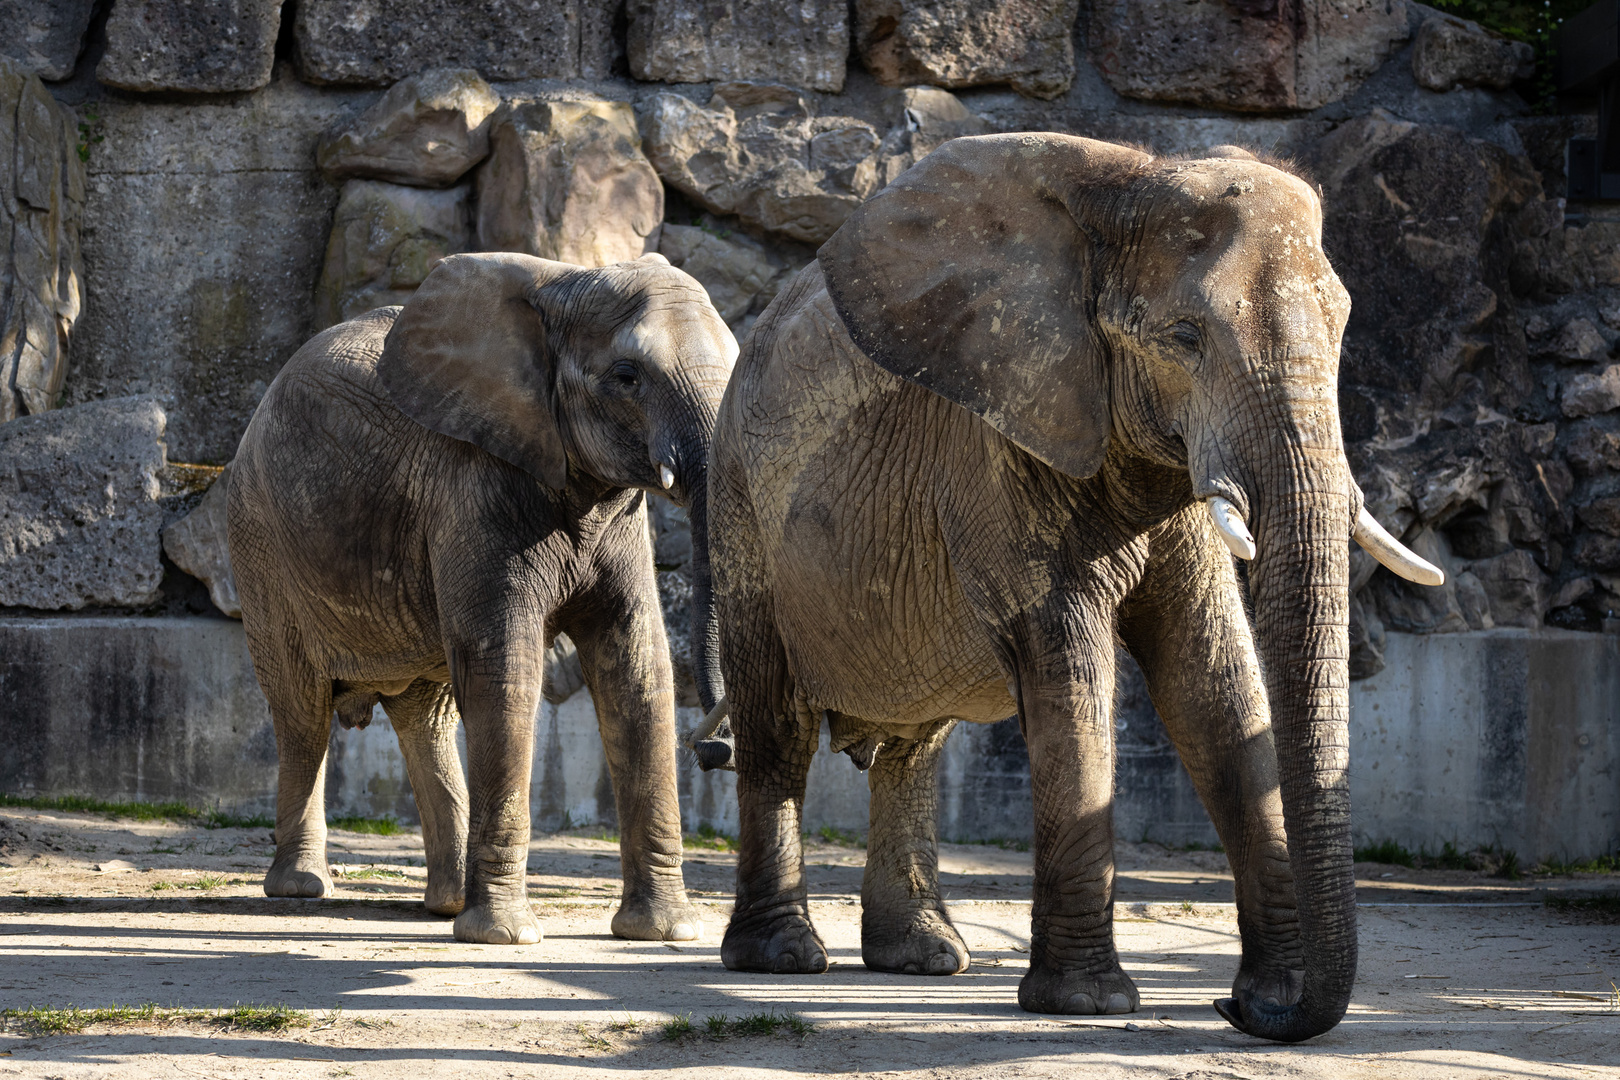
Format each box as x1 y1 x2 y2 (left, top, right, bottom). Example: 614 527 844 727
684 456 724 718
1216 381 1356 1043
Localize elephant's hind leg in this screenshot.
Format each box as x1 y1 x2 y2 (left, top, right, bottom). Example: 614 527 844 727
383 680 468 917
250 627 336 900
860 721 969 976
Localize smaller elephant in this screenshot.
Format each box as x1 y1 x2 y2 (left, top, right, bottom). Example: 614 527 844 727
228 251 736 945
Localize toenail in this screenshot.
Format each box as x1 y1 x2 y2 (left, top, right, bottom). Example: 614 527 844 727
1106 992 1131 1013
1065 993 1098 1014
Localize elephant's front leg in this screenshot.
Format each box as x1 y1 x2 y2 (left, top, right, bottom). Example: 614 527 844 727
861 721 969 975
1119 513 1303 1019
446 636 544 945
1012 603 1139 1016
570 565 702 942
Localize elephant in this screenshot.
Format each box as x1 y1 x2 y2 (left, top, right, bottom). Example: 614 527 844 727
698 134 1443 1042
227 250 737 945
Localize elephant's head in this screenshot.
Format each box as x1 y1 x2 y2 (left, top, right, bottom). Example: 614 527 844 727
377 251 737 711
819 134 1442 1042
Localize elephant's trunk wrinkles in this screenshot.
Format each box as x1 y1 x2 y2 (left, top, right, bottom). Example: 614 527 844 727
683 442 725 720
1217 393 1356 1043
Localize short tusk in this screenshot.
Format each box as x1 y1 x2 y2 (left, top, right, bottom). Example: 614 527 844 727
1206 496 1256 561
685 696 729 748
1353 507 1445 587
658 463 675 490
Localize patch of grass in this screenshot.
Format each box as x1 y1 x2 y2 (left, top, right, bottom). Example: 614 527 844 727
605 1014 640 1033
661 1013 694 1040
216 1004 312 1032
149 881 176 891
809 825 864 848
335 866 407 880
190 874 228 890
1547 896 1620 924
699 1011 814 1039
1179 900 1196 914
683 824 736 852
2 1002 308 1035
1354 839 1417 867
575 1022 612 1050
1538 853 1620 875
0 793 271 830
327 816 403 836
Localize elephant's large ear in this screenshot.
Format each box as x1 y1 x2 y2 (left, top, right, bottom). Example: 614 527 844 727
378 252 575 488
818 133 1147 479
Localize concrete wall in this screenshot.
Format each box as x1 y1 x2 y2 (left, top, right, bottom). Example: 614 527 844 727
4 617 1615 862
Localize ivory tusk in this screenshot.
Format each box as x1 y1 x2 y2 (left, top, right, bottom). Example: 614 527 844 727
658 463 676 489
1206 496 1256 561
1353 507 1445 587
685 696 729 748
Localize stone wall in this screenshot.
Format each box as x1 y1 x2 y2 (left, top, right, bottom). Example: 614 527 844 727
1 0 1616 855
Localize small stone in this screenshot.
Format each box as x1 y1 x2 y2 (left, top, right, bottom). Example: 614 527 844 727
1550 317 1610 363
313 180 473 332
0 0 96 80
657 224 777 328
162 463 238 617
627 0 849 92
1578 496 1620 537
1523 312 1552 338
855 0 1080 99
0 397 169 610
1562 365 1620 418
1089 0 1408 112
97 0 283 93
476 98 662 267
1411 14 1534 93
316 68 500 188
1566 428 1620 475
0 60 85 424
294 0 618 85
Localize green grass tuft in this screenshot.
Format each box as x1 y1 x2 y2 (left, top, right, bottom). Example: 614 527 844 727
1354 839 1417 867
216 1004 312 1032
699 1011 814 1039
1 1002 308 1035
327 816 403 836
1538 853 1620 875
335 866 407 880
683 824 737 852
810 825 864 848
660 1013 694 1040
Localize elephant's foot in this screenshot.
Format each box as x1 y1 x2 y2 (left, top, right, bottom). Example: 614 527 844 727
1215 965 1304 1027
1019 960 1140 1015
721 909 829 974
612 897 703 941
423 875 465 917
862 908 970 975
264 851 332 899
454 903 542 945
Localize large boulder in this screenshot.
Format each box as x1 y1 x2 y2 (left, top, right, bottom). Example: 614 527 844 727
1088 0 1408 113
1411 13 1534 93
0 0 95 80
1563 365 1620 418
627 0 849 92
0 397 169 610
476 98 663 266
98 0 283 93
641 83 884 245
61 78 358 464
313 180 473 332
162 463 238 617
0 61 84 425
855 0 1080 99
295 0 618 85
316 68 499 188
657 223 784 329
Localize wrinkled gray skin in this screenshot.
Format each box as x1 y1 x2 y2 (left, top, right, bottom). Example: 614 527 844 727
228 251 736 946
704 134 1368 1042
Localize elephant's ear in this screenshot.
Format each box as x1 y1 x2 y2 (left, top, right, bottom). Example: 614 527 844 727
818 133 1147 479
378 252 576 488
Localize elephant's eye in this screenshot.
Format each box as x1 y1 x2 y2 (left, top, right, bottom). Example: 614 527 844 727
610 359 641 389
1168 322 1202 351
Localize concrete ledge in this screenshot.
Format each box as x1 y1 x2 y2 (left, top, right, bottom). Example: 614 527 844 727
2 616 1615 863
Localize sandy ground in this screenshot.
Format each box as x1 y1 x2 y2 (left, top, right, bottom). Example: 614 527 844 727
2 806 1618 1079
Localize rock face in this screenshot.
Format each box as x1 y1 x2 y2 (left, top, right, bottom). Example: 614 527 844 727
0 397 169 610
476 99 663 267
0 0 95 80
313 180 472 332
856 0 1079 99
1089 0 1408 112
98 0 284 93
1564 365 1620 418
627 0 849 92
1411 14 1534 93
657 223 781 328
62 77 359 464
0 61 85 425
162 464 238 617
295 0 618 85
316 68 499 188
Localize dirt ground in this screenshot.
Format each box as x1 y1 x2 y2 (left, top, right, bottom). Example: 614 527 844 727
2 805 1618 1079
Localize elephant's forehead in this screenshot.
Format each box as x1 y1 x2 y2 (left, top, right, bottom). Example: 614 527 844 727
1146 161 1320 236
616 301 739 369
